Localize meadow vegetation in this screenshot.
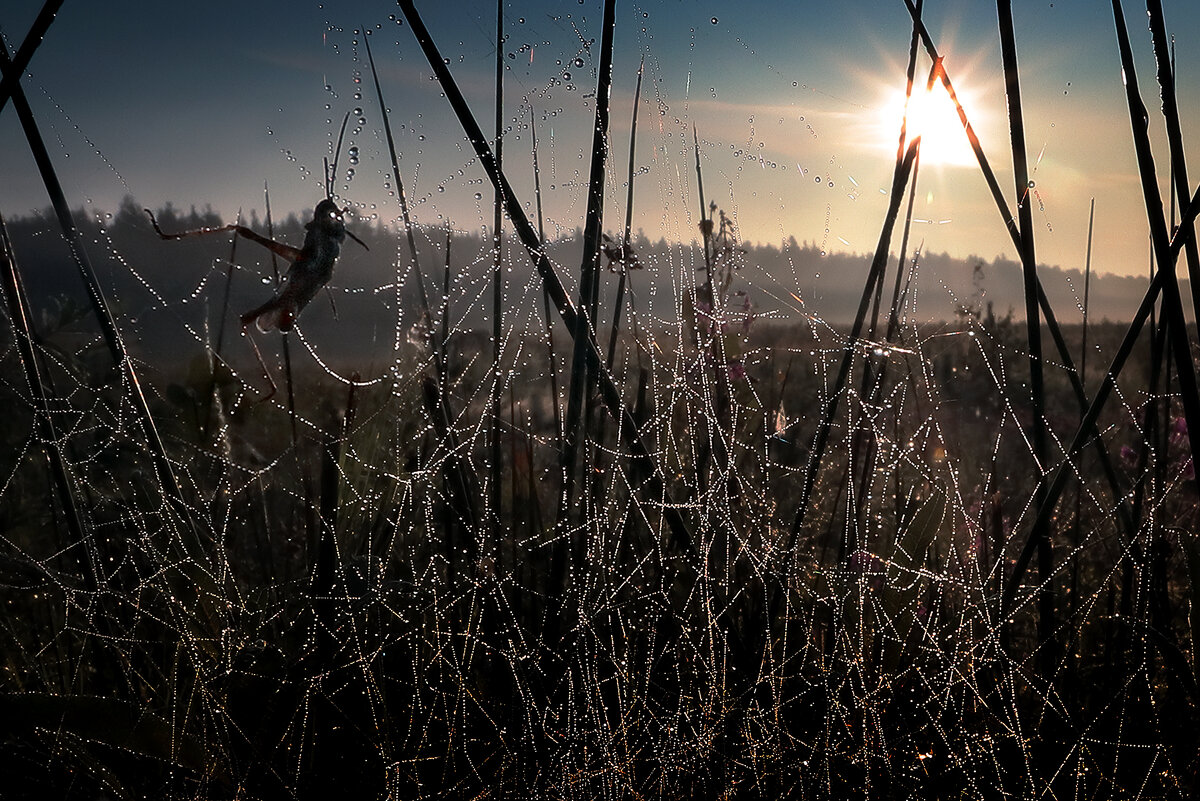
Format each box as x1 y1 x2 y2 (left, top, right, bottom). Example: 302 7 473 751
2 0 1199 798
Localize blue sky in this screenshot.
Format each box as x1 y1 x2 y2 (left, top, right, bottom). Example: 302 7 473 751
2 0 1199 278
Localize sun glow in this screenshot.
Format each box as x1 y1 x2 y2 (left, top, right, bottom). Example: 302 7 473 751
879 83 981 168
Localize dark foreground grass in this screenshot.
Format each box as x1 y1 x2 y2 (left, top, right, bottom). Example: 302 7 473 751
2 2 1200 799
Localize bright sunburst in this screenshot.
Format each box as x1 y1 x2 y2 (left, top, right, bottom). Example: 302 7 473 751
877 81 981 168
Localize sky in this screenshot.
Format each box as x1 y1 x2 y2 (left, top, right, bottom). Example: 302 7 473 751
2 0 1199 280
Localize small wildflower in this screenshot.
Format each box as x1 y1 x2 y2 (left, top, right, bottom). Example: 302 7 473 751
1171 416 1189 447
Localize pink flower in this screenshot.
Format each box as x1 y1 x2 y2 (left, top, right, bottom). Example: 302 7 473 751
1171 416 1190 448
1120 445 1137 466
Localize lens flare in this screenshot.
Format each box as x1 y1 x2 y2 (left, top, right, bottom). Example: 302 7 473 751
879 83 980 168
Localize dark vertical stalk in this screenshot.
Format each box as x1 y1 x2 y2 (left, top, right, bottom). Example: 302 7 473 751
440 228 453 384
855 15 926 551
491 0 506 540
605 56 644 373
424 375 477 582
203 209 240 439
265 183 304 588
1004 0 1200 605
691 125 737 505
1133 247 1165 531
0 41 201 552
264 184 300 449
0 214 90 581
211 209 240 360
363 31 435 364
884 152 921 350
593 59 645 497
587 59 647 555
397 0 694 554
1071 198 1095 618
530 108 563 463
315 379 357 610
996 0 1055 659
432 227 482 552
789 141 920 542
509 390 521 544
562 0 617 520
0 0 63 115
1081 199 1095 398
1146 0 1200 328
693 124 714 281
427 230 481 549
692 125 715 501
1111 0 1200 520
902 1 1135 538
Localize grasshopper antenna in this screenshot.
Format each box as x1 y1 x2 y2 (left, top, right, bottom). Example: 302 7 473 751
327 110 367 250
328 110 352 201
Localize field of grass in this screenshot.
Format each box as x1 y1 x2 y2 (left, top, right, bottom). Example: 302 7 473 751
2 1 1200 798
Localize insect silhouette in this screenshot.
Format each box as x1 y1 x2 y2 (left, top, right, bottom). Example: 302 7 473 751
601 232 643 273
145 113 367 398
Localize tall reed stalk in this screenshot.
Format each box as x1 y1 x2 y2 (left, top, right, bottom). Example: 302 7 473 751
530 107 563 460
440 228 453 392
1146 0 1200 326
0 0 62 115
396 0 694 554
562 0 618 521
605 56 644 373
264 184 300 448
1003 187 1200 610
691 125 714 500
363 32 435 364
902 0 1135 538
1070 197 1095 617
210 209 240 360
202 208 240 440
0 214 89 581
854 5 925 549
365 35 479 549
789 139 920 541
996 0 1056 663
0 40 202 555
490 0 505 537
1007 0 1200 619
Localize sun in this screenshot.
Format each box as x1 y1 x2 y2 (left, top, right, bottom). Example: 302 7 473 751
877 82 981 168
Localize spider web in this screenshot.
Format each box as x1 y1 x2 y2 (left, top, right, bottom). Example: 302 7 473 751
1 4 1196 800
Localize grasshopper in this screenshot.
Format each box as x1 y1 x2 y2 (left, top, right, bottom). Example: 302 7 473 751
145 113 367 398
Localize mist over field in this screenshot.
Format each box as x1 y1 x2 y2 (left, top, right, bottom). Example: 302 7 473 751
3 200 1175 369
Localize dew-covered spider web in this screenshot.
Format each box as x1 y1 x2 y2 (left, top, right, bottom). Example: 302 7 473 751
1 2 1198 799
